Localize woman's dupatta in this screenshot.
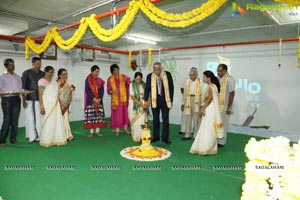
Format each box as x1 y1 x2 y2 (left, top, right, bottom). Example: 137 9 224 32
85 74 105 113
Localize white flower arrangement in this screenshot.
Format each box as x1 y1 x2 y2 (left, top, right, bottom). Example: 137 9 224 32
242 136 300 200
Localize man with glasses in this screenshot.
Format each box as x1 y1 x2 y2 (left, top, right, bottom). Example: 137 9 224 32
21 57 45 143
217 64 235 147
0 58 22 147
144 62 174 144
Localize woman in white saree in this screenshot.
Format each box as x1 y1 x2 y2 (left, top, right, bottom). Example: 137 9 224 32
38 66 67 147
57 68 75 141
128 72 146 142
190 70 224 155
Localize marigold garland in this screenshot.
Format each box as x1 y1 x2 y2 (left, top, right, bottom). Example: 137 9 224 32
25 1 139 59
25 0 227 59
25 29 53 59
88 1 139 42
148 48 152 68
139 0 227 28
52 18 89 50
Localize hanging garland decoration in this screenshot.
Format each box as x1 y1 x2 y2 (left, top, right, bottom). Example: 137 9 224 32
25 0 228 59
25 1 139 59
88 0 140 42
274 0 300 5
148 48 152 68
139 0 227 28
25 29 53 59
25 43 30 60
52 18 89 50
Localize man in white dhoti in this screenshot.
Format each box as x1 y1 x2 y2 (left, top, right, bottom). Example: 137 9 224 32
181 67 205 140
217 63 235 146
21 57 45 143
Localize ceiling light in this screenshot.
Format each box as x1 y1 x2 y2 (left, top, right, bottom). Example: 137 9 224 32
125 35 157 45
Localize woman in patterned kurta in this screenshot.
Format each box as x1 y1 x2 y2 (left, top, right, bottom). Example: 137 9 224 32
107 64 130 136
84 65 106 137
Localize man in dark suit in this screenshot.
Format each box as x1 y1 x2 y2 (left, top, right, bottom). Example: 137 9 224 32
144 62 174 144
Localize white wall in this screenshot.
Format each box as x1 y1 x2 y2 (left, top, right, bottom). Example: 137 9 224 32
0 41 299 135
148 42 300 135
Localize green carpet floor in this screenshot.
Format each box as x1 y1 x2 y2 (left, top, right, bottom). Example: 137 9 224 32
0 120 260 200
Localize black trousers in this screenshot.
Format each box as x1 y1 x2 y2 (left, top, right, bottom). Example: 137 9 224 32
151 95 170 141
0 96 21 143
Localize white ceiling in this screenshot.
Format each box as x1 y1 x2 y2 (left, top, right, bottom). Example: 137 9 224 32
0 0 299 50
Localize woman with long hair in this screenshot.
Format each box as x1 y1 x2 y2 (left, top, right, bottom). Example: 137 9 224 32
57 68 75 141
190 70 224 155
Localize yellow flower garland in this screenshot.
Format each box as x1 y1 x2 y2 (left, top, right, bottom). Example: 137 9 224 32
25 1 139 59
88 1 139 42
139 0 227 28
274 0 300 5
52 18 89 50
25 0 227 59
25 29 53 59
148 48 152 68
28 0 299 69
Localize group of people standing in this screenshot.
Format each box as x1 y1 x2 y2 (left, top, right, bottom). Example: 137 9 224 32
0 56 235 156
0 57 75 147
83 64 131 139
37 66 75 147
179 64 235 155
83 62 174 145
